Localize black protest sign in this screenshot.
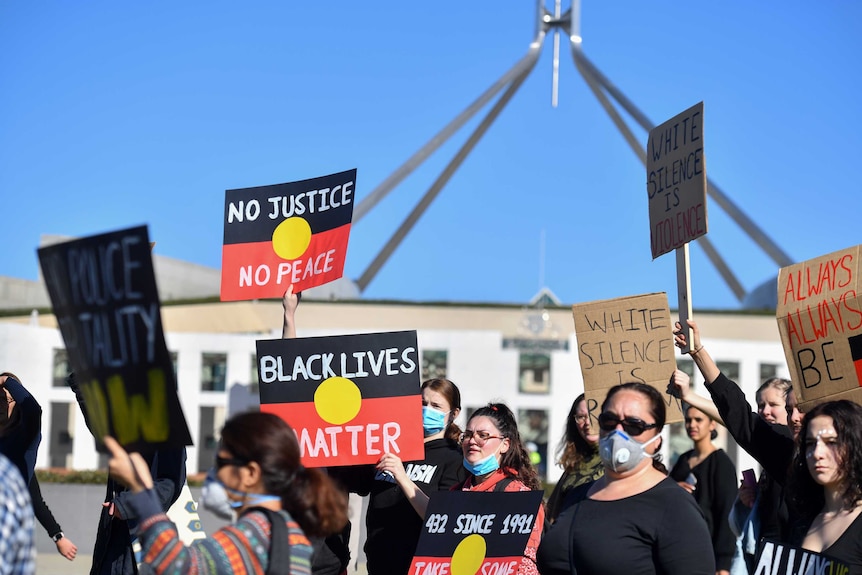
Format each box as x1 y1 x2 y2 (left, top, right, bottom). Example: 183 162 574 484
753 539 849 575
37 225 192 451
409 490 543 575
256 330 424 467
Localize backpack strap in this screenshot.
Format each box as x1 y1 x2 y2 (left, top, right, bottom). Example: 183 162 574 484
491 476 517 492
242 507 292 575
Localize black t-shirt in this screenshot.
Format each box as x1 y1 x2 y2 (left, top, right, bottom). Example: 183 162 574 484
669 449 737 570
807 510 862 574
536 477 715 575
363 438 466 575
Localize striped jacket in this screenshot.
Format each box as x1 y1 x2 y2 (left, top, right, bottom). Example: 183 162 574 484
136 505 312 575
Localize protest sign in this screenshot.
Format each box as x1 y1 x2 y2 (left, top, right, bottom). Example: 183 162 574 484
776 244 862 410
409 490 543 575
221 168 356 301
753 539 848 575
37 225 192 451
256 330 424 467
646 102 707 259
572 293 682 424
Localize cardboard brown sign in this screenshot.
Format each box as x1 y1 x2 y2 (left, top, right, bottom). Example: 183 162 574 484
572 293 682 424
647 102 707 259
776 244 862 411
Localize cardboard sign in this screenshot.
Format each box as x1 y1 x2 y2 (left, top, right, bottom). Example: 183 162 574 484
647 102 707 259
256 330 424 467
776 245 862 410
221 169 356 301
37 226 192 451
572 293 682 424
409 490 543 575
753 539 848 575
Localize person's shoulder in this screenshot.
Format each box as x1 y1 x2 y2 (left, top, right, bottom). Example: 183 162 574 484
711 448 736 466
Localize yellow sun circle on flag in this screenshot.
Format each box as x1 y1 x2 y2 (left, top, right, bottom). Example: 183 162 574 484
272 217 312 260
314 377 362 425
450 534 487 575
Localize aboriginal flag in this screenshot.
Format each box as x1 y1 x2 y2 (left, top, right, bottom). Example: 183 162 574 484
221 169 356 301
255 330 424 467
849 333 862 387
409 490 543 575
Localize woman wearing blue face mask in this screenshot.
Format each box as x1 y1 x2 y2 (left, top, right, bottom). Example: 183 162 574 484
452 403 545 575
361 378 466 575
536 382 715 575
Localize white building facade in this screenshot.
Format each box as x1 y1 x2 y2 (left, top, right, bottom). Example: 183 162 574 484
0 299 789 481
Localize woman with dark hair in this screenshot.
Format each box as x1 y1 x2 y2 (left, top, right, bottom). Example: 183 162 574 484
0 372 40 484
1 373 79 560
105 411 349 574
545 393 603 522
537 382 715 575
788 400 862 571
449 402 544 575
346 377 466 575
670 402 737 575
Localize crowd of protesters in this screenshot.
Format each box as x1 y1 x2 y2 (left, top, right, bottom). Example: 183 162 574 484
4 298 862 575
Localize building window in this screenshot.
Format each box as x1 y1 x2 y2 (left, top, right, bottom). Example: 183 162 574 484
518 352 550 394
170 351 178 378
716 361 740 383
421 350 448 380
250 353 260 395
760 363 781 381
518 409 549 479
201 353 227 392
52 349 70 388
49 402 75 468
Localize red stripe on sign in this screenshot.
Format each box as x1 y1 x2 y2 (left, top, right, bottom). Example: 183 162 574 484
855 358 862 387
220 223 350 301
408 558 451 575
262 395 424 467
408 557 523 575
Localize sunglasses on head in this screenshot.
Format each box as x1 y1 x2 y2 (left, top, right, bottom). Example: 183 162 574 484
598 412 658 436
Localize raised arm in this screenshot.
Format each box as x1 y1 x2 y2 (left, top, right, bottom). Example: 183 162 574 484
282 285 299 339
674 320 794 480
667 369 724 425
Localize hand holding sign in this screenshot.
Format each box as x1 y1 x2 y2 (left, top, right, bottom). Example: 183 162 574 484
104 436 154 494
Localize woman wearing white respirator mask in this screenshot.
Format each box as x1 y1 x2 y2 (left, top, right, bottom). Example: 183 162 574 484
537 382 715 575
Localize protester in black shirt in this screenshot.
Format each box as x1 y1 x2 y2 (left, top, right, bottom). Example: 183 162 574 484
537 382 715 575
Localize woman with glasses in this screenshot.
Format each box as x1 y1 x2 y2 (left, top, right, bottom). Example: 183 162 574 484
545 393 604 523
105 411 348 574
536 382 715 575
450 403 545 575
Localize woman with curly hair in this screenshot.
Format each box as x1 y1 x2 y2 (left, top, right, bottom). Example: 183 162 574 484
545 394 603 522
788 400 862 571
458 403 544 575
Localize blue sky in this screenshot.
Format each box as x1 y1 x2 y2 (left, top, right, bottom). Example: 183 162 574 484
2 2 860 310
